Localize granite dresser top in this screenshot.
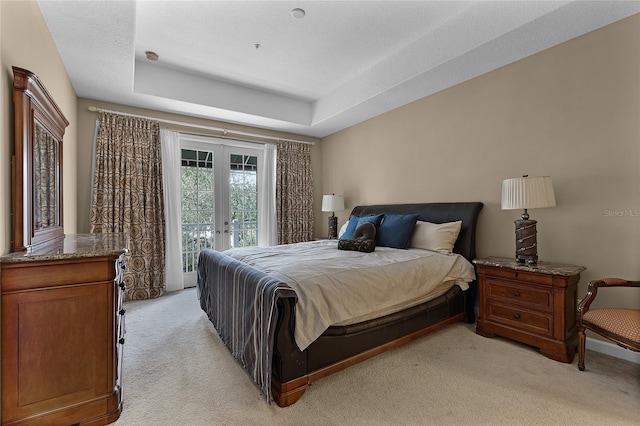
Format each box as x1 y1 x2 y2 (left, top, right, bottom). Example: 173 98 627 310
473 256 586 276
1 233 129 263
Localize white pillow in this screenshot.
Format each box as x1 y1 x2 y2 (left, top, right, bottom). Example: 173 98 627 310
338 222 349 238
409 220 462 254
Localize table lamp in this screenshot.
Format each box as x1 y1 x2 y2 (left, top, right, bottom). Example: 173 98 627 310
501 175 556 264
321 194 344 239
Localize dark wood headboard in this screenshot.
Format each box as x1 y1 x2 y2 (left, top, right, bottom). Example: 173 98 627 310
350 202 484 263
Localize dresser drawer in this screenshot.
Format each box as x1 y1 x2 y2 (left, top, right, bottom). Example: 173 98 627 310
487 303 553 337
1 257 116 292
485 267 553 286
486 279 552 312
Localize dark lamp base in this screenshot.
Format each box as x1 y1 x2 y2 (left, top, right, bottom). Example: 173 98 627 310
514 219 538 264
328 215 338 239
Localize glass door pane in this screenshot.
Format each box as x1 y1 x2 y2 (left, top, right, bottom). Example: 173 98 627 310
229 153 258 248
180 148 216 276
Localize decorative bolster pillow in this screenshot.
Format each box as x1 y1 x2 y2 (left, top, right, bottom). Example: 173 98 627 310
338 222 376 253
338 239 376 253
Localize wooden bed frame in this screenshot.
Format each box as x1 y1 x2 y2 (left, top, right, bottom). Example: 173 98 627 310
270 202 483 406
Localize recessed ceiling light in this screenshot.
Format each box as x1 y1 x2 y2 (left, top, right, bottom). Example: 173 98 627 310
145 51 159 61
291 8 305 19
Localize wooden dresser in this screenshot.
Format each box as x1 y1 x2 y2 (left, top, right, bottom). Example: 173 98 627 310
474 256 585 363
1 233 128 426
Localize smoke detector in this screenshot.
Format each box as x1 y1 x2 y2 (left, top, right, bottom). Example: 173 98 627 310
291 8 305 19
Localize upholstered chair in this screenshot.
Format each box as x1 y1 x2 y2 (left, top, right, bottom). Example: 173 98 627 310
576 278 640 371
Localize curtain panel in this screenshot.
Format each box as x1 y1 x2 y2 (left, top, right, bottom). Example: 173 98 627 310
258 143 278 247
160 129 184 292
90 112 166 301
276 141 313 244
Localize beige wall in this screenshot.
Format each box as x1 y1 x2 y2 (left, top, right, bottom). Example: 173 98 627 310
320 15 640 310
75 98 321 234
1 0 78 255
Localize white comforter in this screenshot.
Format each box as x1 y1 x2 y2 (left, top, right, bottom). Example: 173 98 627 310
224 240 475 351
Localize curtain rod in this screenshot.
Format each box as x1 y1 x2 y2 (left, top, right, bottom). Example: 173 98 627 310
87 106 315 146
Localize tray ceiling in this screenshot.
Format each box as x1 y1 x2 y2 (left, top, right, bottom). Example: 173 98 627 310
38 1 640 138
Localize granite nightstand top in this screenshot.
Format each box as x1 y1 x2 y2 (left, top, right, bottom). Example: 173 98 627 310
1 233 129 263
473 256 586 276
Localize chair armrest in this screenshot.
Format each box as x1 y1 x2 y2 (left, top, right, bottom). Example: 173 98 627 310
598 278 640 287
577 278 640 319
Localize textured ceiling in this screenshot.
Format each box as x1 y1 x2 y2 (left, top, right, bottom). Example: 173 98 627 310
37 1 640 138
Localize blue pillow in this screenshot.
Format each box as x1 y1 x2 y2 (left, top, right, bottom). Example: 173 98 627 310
376 214 420 249
340 215 359 240
340 214 384 240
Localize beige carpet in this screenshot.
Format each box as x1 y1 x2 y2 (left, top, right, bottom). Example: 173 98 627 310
114 288 639 426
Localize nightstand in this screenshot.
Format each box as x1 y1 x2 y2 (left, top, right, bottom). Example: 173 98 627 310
474 256 586 363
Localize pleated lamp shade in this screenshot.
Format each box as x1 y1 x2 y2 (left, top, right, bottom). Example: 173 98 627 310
501 176 556 211
321 195 345 213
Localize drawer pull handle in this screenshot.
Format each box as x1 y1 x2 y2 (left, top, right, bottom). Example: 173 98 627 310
119 309 126 316
514 291 521 297
514 313 521 320
513 272 518 278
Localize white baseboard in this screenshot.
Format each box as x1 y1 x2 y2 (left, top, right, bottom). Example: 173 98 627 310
586 337 640 364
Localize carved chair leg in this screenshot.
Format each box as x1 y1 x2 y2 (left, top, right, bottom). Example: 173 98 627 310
578 325 586 371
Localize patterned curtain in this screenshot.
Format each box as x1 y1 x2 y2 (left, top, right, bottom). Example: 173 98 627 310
90 112 165 301
276 141 313 244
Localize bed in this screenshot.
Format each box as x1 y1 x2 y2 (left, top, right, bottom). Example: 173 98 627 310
197 202 483 407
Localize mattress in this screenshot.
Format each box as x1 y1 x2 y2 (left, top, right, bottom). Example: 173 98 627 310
224 240 475 350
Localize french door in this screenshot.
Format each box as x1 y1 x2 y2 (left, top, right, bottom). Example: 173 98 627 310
180 136 262 286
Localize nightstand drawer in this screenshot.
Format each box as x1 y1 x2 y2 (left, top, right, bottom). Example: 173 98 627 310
486 267 553 286
486 279 552 312
487 304 553 337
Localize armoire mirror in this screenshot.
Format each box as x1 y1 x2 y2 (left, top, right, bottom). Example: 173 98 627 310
12 67 69 252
